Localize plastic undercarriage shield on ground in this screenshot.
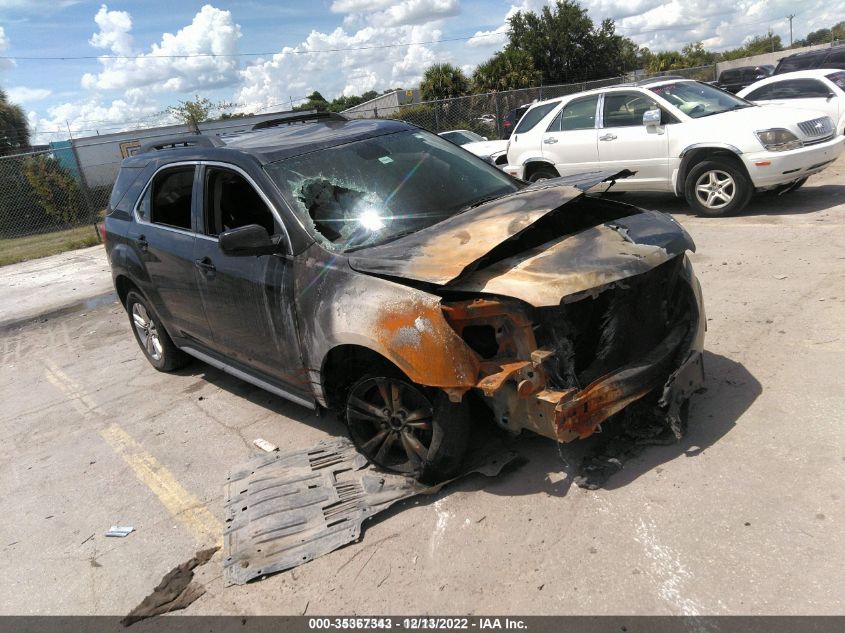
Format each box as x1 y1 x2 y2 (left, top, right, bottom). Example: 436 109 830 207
223 437 517 586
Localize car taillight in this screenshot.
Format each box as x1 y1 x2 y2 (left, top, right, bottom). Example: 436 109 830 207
98 222 107 245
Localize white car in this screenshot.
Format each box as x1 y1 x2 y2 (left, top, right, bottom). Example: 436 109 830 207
504 78 844 216
738 69 845 135
438 129 509 167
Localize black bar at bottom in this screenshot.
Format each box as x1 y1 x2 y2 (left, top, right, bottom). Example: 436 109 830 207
0 616 843 633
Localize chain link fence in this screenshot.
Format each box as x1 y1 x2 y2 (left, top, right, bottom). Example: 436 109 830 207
344 65 717 139
0 148 107 265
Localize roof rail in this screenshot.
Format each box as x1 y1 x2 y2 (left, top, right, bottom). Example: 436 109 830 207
252 111 347 130
138 135 224 155
633 75 690 86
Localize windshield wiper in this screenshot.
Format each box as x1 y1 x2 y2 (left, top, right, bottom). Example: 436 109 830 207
697 104 751 118
460 193 505 212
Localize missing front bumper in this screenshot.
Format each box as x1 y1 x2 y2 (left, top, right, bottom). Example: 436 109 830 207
478 324 703 444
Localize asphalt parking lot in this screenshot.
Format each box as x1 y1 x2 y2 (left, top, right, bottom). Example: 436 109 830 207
1 158 843 617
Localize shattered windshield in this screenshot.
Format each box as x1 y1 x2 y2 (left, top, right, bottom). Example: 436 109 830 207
264 129 519 252
650 81 752 118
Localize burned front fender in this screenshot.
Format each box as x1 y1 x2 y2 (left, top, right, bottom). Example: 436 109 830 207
294 245 480 405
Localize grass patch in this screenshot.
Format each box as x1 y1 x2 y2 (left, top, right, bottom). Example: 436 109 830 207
0 225 101 267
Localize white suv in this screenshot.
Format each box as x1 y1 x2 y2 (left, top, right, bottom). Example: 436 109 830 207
504 78 844 216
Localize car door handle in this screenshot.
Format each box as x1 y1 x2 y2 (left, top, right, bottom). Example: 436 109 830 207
599 134 618 141
194 257 216 273
136 235 148 252
543 137 558 144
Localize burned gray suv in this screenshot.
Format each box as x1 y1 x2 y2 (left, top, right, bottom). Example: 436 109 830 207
105 112 705 481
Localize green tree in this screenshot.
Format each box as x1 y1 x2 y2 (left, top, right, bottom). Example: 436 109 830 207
681 42 717 67
472 48 541 92
420 63 469 101
720 32 783 61
21 155 87 224
293 91 331 112
167 94 235 132
796 21 845 46
0 88 30 155
507 0 637 84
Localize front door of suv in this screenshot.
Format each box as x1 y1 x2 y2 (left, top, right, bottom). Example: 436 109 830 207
541 95 600 176
597 91 672 192
192 164 308 395
129 163 213 344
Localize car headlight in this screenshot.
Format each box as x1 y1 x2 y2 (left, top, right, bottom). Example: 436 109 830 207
755 128 803 151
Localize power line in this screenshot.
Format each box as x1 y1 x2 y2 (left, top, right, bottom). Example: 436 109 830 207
0 31 508 61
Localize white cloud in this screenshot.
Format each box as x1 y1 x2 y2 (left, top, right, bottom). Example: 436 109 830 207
27 92 172 145
236 23 440 112
7 86 52 102
369 0 460 27
331 0 395 11
333 0 459 27
81 4 242 93
89 4 133 57
464 0 551 49
0 25 14 70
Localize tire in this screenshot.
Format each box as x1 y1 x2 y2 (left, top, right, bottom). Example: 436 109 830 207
684 158 753 217
527 165 559 182
345 375 471 483
125 290 190 372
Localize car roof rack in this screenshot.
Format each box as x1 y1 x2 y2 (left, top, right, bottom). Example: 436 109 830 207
252 111 347 130
633 75 690 86
138 134 224 154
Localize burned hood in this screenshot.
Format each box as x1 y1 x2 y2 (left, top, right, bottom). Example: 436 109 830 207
450 211 696 306
348 171 632 286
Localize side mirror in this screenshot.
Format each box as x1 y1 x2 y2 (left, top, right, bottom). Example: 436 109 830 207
828 91 836 99
219 224 283 256
643 109 662 127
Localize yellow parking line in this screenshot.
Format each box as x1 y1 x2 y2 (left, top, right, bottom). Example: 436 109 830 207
99 424 223 546
43 360 222 546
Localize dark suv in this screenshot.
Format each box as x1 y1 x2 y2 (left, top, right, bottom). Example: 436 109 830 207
105 112 705 481
716 65 774 93
775 45 845 74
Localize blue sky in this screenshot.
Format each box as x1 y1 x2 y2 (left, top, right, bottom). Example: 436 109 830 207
1 0 843 143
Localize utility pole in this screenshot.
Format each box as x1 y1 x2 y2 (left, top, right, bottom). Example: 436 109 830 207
787 14 795 47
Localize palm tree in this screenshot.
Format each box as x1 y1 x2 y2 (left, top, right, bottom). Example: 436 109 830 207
420 63 470 101
472 48 542 93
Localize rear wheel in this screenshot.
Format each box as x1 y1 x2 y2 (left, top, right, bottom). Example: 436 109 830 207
684 158 752 217
125 290 189 372
346 375 470 482
527 165 559 182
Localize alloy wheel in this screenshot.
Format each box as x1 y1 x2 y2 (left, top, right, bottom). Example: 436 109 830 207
346 377 434 473
694 169 736 209
132 302 164 361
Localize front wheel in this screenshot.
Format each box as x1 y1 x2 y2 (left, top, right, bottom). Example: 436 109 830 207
125 290 189 372
527 166 559 182
346 376 470 482
684 158 752 217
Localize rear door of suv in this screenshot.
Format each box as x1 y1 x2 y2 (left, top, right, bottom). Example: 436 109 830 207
192 163 308 394
596 90 672 191
540 95 600 176
129 163 213 344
